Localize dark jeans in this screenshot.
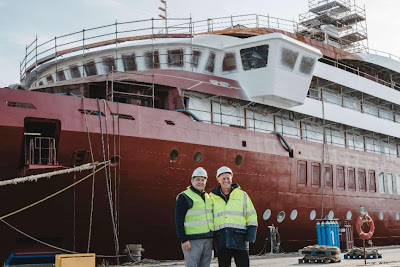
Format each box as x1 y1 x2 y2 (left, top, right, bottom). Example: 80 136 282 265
217 248 249 267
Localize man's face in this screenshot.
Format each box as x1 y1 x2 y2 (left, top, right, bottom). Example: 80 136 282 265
192 176 207 191
217 173 232 190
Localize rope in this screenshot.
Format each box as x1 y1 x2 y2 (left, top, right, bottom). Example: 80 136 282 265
0 163 98 186
0 163 108 220
97 99 120 259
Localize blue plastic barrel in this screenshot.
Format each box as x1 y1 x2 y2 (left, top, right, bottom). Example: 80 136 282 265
316 222 322 245
320 221 326 245
326 221 332 246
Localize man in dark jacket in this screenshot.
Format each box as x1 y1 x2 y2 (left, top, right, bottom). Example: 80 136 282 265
175 167 214 267
210 166 257 267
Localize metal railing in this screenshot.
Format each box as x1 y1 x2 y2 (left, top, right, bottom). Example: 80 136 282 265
25 137 57 165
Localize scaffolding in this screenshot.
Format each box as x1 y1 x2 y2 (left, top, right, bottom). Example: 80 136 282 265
298 0 368 52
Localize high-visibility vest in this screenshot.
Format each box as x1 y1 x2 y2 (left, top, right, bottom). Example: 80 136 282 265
210 188 258 231
178 188 214 235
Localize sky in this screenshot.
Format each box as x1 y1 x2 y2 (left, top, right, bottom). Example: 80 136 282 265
0 0 399 87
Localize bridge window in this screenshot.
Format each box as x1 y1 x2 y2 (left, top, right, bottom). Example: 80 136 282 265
337 166 345 190
122 53 137 71
397 174 400 195
102 57 116 73
145 51 160 69
297 160 307 186
348 168 355 190
280 47 298 70
222 52 237 72
205 51 215 73
388 172 394 194
46 75 54 84
359 169 366 191
240 44 269 71
311 163 320 188
299 55 316 75
324 165 332 188
70 65 81 78
369 171 376 192
84 61 97 76
56 70 66 81
168 49 184 67
191 50 201 68
378 171 386 194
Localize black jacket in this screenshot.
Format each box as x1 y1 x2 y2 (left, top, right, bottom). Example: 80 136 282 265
175 186 213 243
211 184 257 251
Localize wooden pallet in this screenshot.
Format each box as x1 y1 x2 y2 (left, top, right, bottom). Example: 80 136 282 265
344 254 382 259
299 250 336 256
298 258 341 264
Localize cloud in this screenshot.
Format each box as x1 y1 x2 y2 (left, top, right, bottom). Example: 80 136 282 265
0 2 5 7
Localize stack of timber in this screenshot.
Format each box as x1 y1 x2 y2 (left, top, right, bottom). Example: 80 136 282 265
298 245 341 264
344 247 382 259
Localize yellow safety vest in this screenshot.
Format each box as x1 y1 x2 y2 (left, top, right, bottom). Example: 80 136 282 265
178 188 214 235
210 188 258 231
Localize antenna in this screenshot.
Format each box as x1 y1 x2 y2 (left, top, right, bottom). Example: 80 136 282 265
158 0 168 33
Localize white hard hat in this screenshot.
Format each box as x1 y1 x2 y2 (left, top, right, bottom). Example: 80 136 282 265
192 167 208 179
216 166 233 178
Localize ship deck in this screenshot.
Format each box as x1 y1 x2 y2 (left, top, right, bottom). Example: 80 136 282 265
113 245 400 266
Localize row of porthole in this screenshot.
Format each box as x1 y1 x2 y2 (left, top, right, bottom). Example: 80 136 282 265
263 209 400 222
169 149 243 165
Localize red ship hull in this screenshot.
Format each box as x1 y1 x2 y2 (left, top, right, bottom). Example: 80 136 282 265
1 88 400 263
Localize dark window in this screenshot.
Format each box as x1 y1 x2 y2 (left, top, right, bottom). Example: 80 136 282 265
222 53 237 72
191 50 201 67
46 75 54 84
56 70 66 81
240 44 269 71
299 55 316 75
369 171 376 192
145 51 160 69
348 168 356 190
311 163 320 188
70 65 81 78
359 169 366 191
297 161 307 186
103 57 116 73
337 166 345 190
168 49 184 67
324 165 332 188
280 47 299 70
38 81 44 86
84 61 97 76
205 52 215 73
122 54 137 71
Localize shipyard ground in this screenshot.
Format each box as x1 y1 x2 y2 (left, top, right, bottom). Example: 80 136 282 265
113 246 400 267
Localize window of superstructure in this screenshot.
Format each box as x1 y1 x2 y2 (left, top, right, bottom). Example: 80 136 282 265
168 49 184 67
240 45 268 71
378 171 386 194
56 70 66 81
205 51 215 73
70 65 81 78
388 172 395 194
311 163 320 188
359 169 366 192
337 166 345 190
84 61 97 76
222 53 237 72
122 54 137 71
280 46 298 71
324 165 332 188
369 171 376 192
46 75 54 84
396 174 400 195
191 50 201 68
102 57 116 73
297 161 307 186
145 51 160 69
348 168 356 190
299 55 315 75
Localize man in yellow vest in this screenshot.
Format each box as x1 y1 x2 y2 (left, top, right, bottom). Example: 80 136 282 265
175 167 214 267
210 166 257 267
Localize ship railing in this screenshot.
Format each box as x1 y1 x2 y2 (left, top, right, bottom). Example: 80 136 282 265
319 57 400 91
26 137 57 165
363 49 400 62
186 106 399 157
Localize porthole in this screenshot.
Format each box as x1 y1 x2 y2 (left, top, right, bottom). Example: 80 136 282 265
379 212 384 220
290 210 298 220
346 211 352 220
110 155 120 167
263 209 271 220
277 211 285 223
396 212 399 221
310 210 316 220
193 152 202 163
169 149 179 161
235 155 243 165
328 211 334 220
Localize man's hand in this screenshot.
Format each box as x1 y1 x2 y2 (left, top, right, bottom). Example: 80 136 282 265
182 241 191 251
